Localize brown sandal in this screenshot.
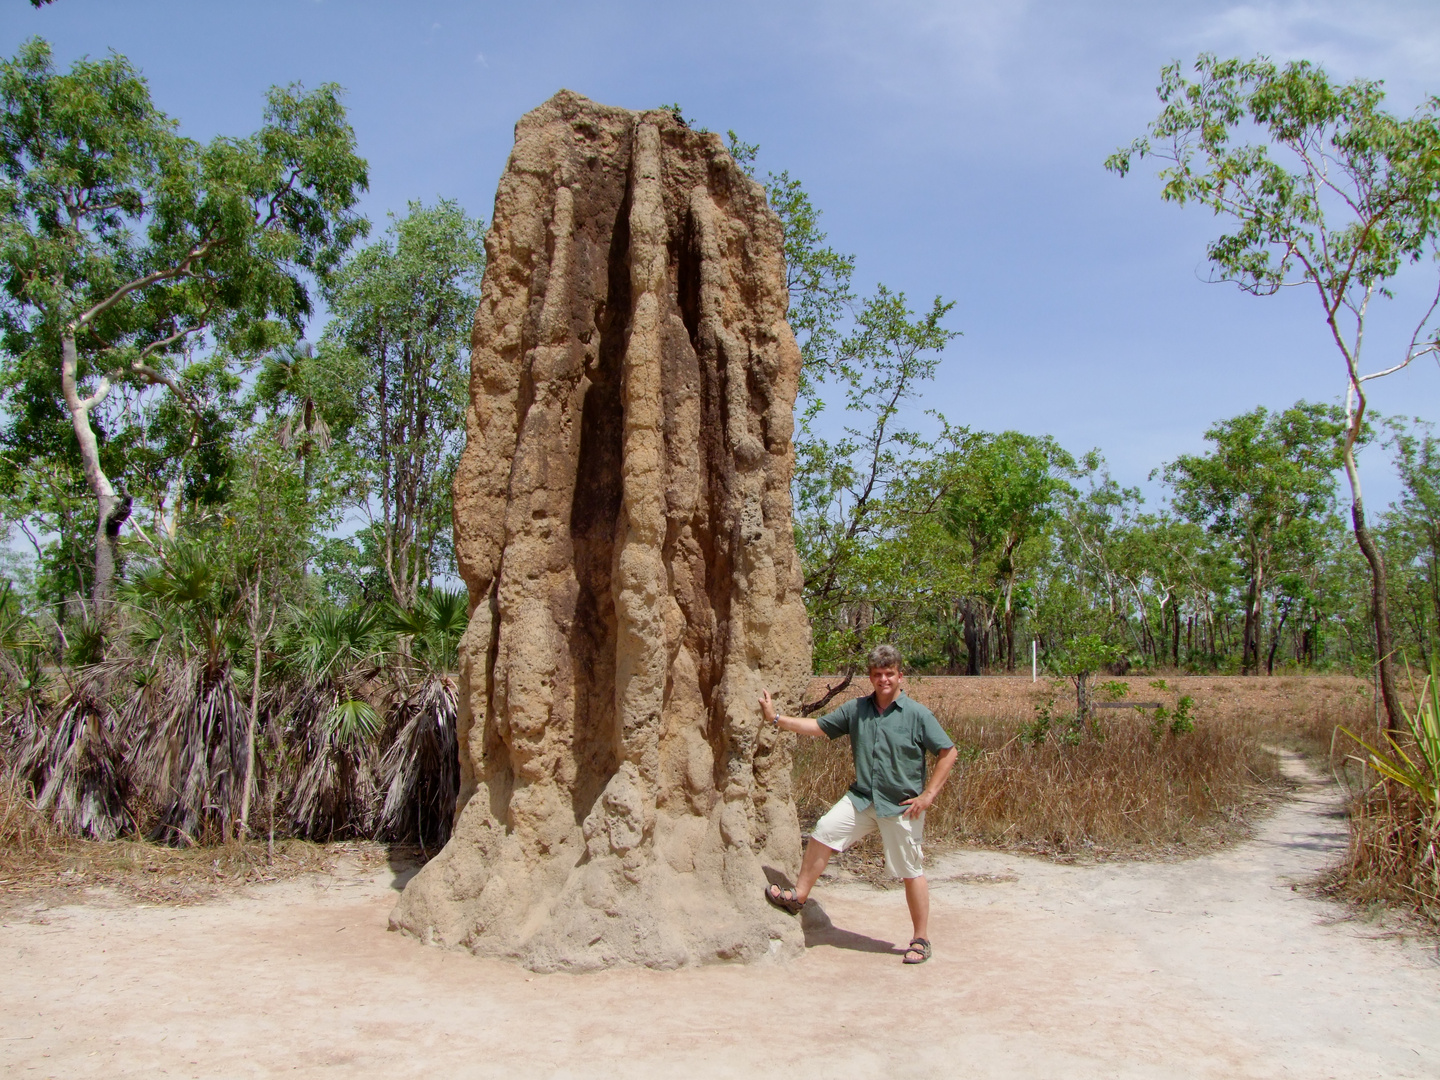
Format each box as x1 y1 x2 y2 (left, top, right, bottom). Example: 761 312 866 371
902 937 931 964
764 884 805 915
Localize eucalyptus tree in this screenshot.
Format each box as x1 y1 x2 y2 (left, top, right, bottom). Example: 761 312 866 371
1109 54 1440 722
1381 419 1440 668
321 200 484 609
1162 403 1345 674
792 286 959 673
0 38 368 607
940 429 1073 672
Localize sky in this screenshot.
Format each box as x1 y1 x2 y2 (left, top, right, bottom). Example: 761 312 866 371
5 0 1440 510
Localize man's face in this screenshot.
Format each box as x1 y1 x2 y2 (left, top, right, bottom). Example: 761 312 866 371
868 665 901 698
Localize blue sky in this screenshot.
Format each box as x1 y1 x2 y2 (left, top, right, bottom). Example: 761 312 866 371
6 0 1440 509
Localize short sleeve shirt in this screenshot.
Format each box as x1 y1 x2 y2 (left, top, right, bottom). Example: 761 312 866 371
816 691 954 818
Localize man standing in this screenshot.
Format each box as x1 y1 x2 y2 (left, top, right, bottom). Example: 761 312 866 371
760 644 959 965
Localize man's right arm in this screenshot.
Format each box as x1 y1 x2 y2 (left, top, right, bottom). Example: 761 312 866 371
758 689 825 737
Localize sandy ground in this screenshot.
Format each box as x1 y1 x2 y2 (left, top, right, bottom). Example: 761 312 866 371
2 752 1437 1079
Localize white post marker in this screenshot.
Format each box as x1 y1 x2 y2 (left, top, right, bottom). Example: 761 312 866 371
1032 639 1037 683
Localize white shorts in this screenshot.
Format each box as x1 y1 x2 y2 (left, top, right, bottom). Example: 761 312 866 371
810 795 925 879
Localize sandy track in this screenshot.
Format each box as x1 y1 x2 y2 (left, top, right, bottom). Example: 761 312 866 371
2 752 1437 1079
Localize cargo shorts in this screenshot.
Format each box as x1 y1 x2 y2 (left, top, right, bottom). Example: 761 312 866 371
810 794 925 879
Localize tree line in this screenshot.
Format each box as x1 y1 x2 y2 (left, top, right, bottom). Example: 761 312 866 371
2 40 1439 843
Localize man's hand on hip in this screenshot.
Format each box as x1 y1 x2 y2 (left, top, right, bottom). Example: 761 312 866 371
900 791 935 819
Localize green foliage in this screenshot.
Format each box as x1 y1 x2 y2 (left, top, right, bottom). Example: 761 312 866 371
326 698 380 746
1110 52 1440 724
764 170 857 395
0 37 368 601
1341 662 1440 822
1107 54 1440 309
937 429 1074 672
319 199 483 607
388 587 467 673
1147 695 1196 738
1050 633 1123 679
793 285 959 671
1163 402 1348 672
1164 403 1346 540
1019 700 1057 747
1098 680 1130 701
1381 419 1440 669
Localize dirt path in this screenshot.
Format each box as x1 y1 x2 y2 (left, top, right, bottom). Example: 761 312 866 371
2 753 1437 1079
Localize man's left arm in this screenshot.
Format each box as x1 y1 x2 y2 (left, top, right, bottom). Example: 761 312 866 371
900 744 959 819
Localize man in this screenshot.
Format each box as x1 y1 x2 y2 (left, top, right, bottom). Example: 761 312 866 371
759 644 959 965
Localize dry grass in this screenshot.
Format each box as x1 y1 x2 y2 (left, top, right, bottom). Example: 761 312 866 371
0 770 377 912
1 673 1384 909
1320 782 1440 925
1312 673 1440 928
795 674 1372 867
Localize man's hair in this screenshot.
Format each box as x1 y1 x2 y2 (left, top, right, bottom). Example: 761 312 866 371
866 643 903 672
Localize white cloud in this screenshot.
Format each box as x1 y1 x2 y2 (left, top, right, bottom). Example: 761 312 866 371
1185 1 1440 107
809 0 1035 101
475 51 487 66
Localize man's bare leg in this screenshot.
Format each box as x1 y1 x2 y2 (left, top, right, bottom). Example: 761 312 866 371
793 838 836 902
766 839 836 910
903 874 929 940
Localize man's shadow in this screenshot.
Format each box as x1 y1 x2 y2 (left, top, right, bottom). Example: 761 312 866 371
763 867 903 956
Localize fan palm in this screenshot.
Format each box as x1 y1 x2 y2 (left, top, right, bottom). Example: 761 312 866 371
275 603 388 839
24 663 133 840
122 541 250 842
377 588 465 846
256 341 334 494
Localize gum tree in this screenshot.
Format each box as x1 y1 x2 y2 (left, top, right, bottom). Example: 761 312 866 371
320 200 484 609
0 38 368 607
1162 402 1346 674
940 429 1073 673
1109 55 1440 727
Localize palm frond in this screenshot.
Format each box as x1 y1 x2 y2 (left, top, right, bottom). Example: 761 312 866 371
27 667 132 840
378 674 458 846
327 698 380 744
389 587 468 672
123 656 248 843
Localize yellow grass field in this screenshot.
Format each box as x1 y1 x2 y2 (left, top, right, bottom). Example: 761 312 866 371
794 674 1370 865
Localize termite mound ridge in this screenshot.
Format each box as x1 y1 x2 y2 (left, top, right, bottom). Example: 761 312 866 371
389 90 813 972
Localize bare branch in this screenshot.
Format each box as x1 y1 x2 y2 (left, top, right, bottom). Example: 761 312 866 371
71 236 219 330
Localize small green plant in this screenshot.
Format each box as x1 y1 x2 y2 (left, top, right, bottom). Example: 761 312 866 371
1150 678 1169 692
953 741 985 764
1171 695 1196 734
1340 665 1440 826
1019 701 1055 747
1050 633 1125 723
1147 695 1196 737
1098 680 1130 701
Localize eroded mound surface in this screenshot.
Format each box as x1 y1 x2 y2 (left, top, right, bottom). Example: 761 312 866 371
389 90 812 971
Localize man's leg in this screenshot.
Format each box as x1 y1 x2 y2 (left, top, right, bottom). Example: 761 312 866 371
788 837 834 902
768 798 871 910
877 812 932 960
903 874 929 941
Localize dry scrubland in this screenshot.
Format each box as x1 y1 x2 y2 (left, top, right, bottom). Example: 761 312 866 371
797 675 1368 864
4 674 1427 925
0 770 393 909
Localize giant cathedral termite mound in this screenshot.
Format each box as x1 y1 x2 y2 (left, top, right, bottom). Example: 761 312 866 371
388 91 813 971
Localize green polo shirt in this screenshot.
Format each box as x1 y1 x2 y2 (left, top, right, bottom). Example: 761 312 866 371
816 691 955 818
